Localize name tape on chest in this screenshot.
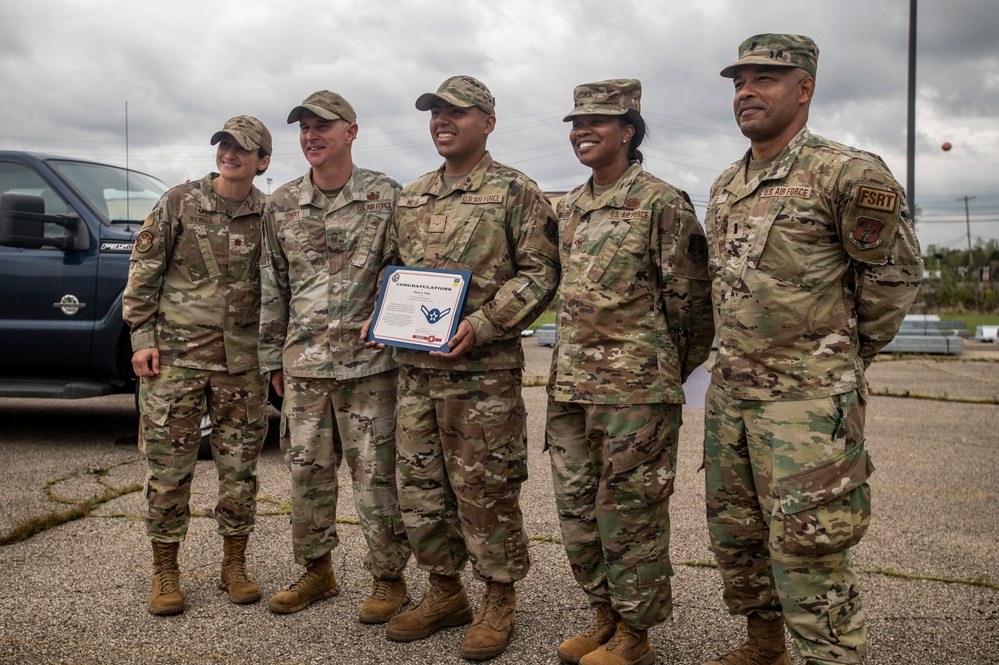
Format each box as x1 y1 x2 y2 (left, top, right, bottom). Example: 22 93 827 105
856 186 898 214
355 201 392 212
461 194 503 205
760 186 813 199
400 195 428 208
183 214 216 225
612 209 651 220
275 210 301 222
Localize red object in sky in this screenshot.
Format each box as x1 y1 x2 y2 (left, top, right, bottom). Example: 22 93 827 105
941 142 952 151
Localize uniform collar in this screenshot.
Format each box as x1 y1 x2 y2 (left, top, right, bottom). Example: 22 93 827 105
196 172 265 218
299 164 362 209
567 162 644 212
420 151 494 196
720 126 811 196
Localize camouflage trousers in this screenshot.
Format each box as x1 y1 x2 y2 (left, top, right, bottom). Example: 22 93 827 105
546 400 679 630
138 364 268 543
704 383 873 664
395 366 530 583
279 371 410 576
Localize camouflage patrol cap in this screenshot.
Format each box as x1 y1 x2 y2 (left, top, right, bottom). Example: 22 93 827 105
563 79 641 122
720 33 819 78
415 75 495 116
210 115 272 156
287 90 357 124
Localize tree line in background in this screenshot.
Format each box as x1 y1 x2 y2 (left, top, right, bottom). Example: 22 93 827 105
919 238 999 312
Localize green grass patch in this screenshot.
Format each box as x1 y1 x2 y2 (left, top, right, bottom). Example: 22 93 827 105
939 312 999 332
0 483 143 546
870 387 999 404
527 312 557 330
864 567 998 591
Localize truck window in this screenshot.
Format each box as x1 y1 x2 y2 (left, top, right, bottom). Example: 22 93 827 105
50 161 164 224
0 161 73 244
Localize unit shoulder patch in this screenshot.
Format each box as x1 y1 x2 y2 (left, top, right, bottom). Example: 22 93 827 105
685 234 708 263
135 230 154 253
856 185 898 214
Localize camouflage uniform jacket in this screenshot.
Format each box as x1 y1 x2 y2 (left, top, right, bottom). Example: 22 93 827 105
390 151 560 372
123 173 265 373
705 127 923 401
258 165 401 380
548 164 714 404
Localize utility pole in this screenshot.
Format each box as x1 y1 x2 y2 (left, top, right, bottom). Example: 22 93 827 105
957 195 976 268
906 0 917 216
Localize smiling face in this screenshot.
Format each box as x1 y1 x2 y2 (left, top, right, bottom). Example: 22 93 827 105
570 115 633 168
215 136 269 184
732 65 813 157
429 100 494 174
298 109 357 174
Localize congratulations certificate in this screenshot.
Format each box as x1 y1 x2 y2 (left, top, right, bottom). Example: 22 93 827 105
367 266 472 352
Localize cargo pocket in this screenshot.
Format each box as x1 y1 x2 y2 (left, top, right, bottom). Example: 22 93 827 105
777 440 874 556
138 388 172 455
607 409 678 511
828 594 867 643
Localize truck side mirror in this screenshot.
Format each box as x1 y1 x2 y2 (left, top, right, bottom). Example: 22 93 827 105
0 192 90 252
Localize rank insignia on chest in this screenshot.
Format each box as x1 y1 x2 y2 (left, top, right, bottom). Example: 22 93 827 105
850 216 885 250
625 197 641 209
429 215 447 233
367 191 380 201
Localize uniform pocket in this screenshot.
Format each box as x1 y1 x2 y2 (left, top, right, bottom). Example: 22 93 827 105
349 214 385 274
777 440 875 556
140 388 173 427
753 200 831 289
454 206 503 281
588 221 641 296
281 219 326 277
607 408 678 510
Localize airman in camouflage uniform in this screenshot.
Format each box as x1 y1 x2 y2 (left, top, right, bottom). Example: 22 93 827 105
258 91 411 622
546 79 714 665
122 115 272 615
702 35 923 665
381 76 560 660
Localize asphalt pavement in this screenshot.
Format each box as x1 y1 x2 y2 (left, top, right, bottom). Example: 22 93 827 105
1 342 997 664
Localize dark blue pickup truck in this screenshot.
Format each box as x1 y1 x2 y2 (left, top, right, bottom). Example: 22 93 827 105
0 150 167 401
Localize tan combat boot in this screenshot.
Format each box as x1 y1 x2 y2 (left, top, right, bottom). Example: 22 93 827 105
358 575 411 623
267 552 339 614
557 604 621 663
218 535 261 604
704 614 790 665
385 573 473 642
580 622 655 665
460 581 517 660
148 541 185 615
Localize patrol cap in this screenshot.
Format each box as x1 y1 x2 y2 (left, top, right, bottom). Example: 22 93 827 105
210 115 272 156
286 90 357 124
415 75 495 116
563 79 642 122
720 33 819 78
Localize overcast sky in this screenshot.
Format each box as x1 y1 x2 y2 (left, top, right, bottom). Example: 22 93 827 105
2 0 997 252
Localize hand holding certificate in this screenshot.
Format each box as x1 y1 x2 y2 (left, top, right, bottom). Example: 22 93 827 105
366 266 472 352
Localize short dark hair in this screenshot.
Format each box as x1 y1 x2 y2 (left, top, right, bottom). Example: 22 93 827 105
256 148 269 176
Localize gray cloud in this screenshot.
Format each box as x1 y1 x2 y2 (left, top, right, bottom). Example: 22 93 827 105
1 0 996 250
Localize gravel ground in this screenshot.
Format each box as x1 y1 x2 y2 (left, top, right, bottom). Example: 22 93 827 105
1 342 996 664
